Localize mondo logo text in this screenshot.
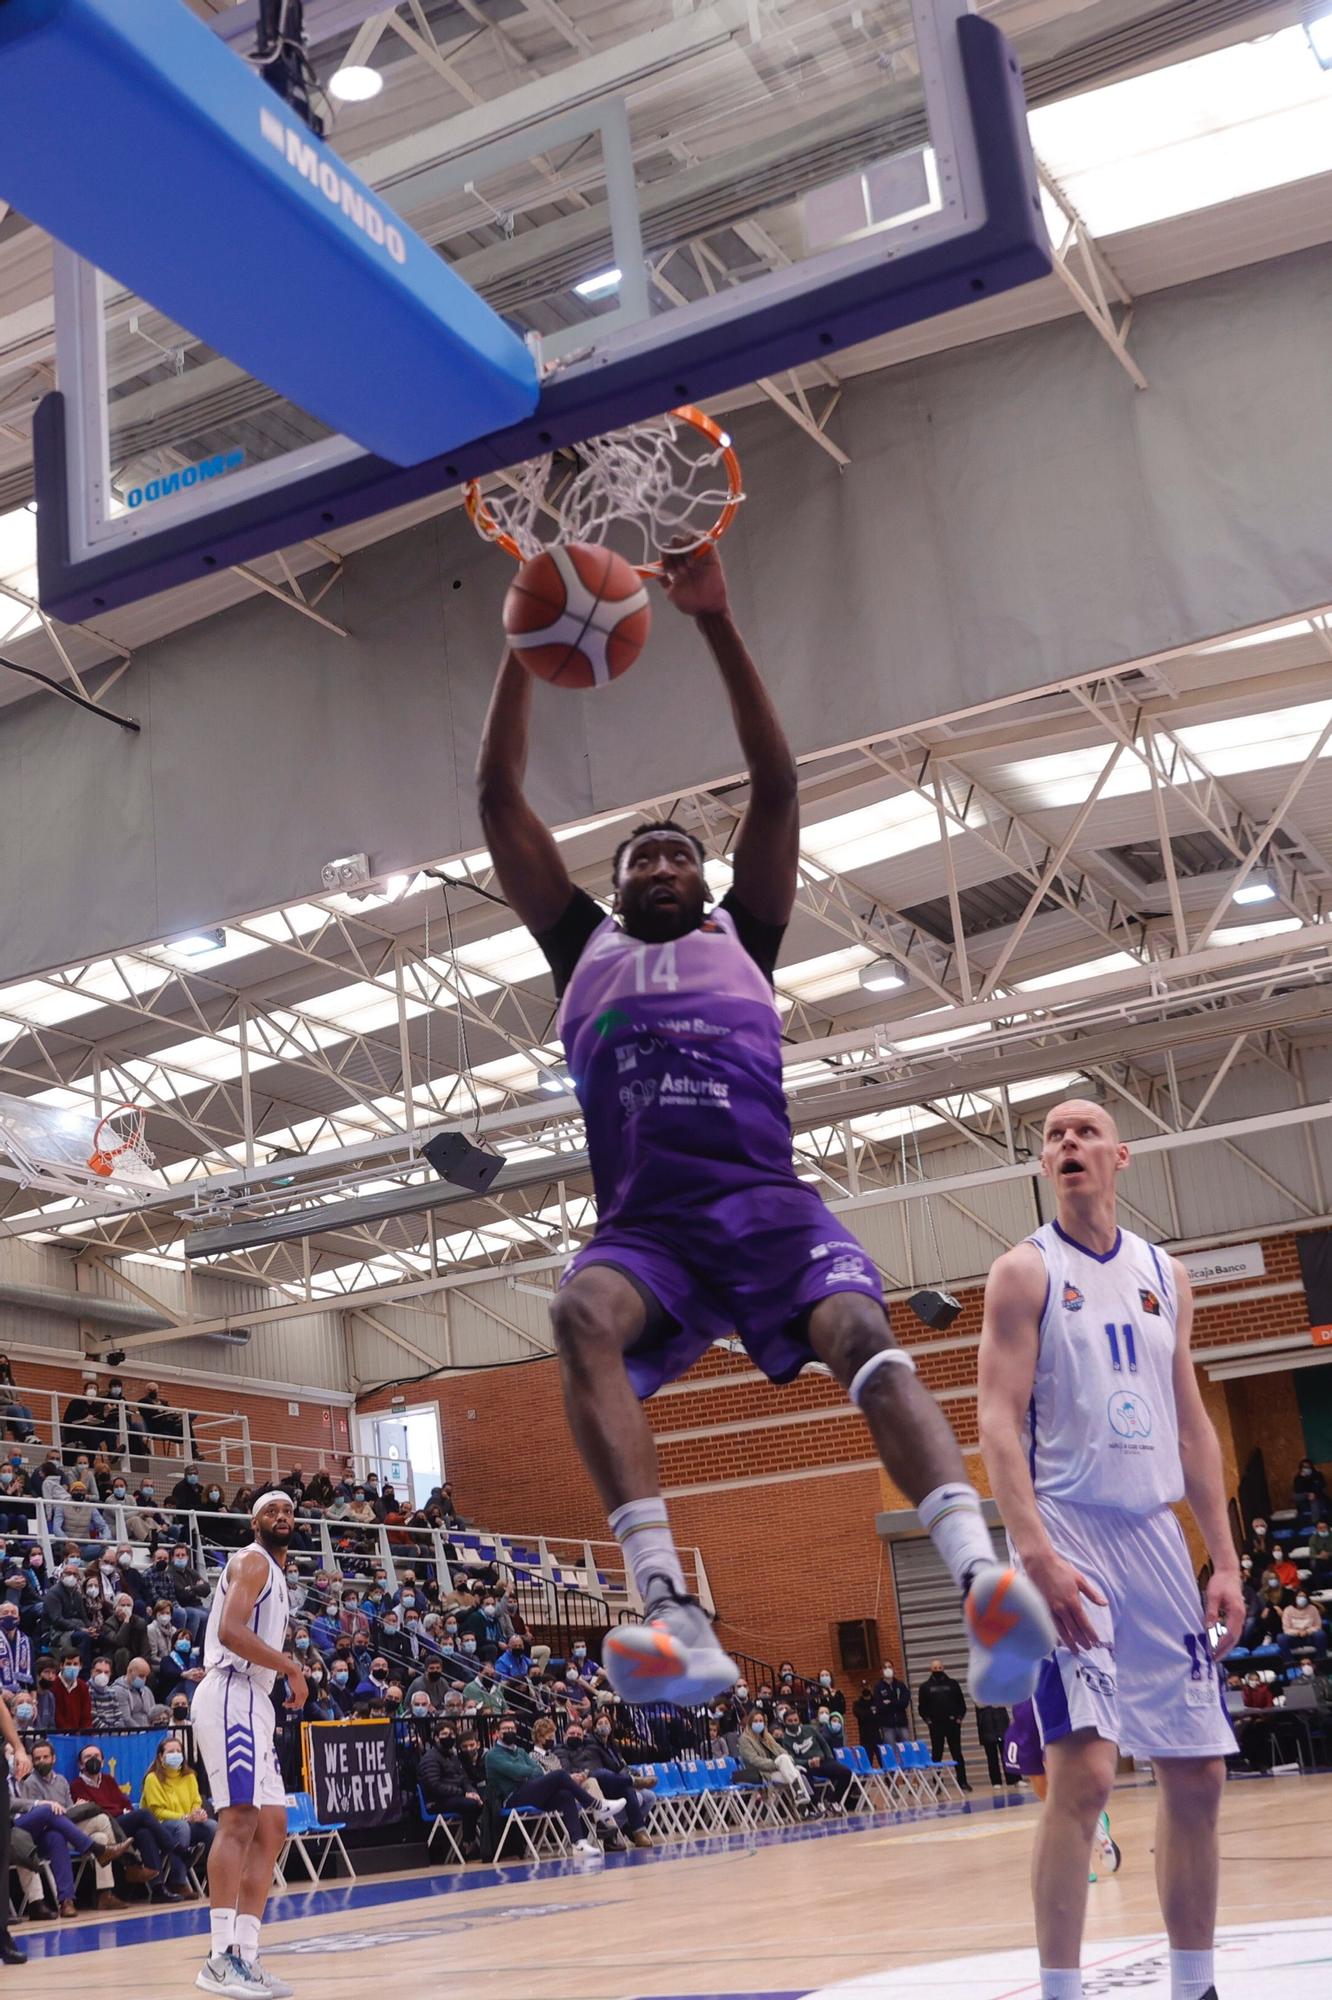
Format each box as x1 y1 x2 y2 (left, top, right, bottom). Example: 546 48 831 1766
260 108 407 265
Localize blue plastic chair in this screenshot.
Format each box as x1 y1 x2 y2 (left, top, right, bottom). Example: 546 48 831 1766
274 1791 355 1885
416 1783 467 1864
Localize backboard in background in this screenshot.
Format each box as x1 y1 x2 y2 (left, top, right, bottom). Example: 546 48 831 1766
0 1089 162 1204
28 0 1048 623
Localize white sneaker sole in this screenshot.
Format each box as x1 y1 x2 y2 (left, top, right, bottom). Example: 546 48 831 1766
965 1564 1057 1706
195 1970 267 2000
603 1621 738 1706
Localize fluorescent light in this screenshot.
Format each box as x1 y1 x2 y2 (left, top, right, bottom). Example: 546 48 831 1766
167 930 227 961
1309 13 1332 69
1233 879 1276 905
329 64 383 102
574 267 622 300
385 874 410 898
538 1066 572 1094
859 961 906 993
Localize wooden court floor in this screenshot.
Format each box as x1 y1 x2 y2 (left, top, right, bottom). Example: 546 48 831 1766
12 1773 1332 2000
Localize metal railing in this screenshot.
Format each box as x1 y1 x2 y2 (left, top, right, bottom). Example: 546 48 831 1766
0 1382 409 1493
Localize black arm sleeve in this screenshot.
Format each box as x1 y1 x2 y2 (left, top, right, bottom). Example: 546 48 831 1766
719 888 787 982
533 887 606 999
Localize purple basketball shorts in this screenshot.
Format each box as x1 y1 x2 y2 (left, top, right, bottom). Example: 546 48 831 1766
1003 1699 1045 1779
561 1179 885 1396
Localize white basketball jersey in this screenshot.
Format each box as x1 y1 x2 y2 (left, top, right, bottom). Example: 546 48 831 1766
1023 1220 1184 1515
203 1546 290 1695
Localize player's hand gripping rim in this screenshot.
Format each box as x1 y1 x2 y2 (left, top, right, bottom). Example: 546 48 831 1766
1026 1547 1107 1653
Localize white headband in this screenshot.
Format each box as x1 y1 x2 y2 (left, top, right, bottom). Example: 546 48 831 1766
250 1489 291 1521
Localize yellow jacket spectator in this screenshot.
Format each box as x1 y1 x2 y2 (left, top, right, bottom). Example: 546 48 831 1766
139 1735 217 1886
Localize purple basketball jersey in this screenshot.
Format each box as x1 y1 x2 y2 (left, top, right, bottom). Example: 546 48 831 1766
557 907 796 1225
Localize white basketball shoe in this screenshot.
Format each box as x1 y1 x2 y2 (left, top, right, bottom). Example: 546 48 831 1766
964 1562 1057 1706
602 1577 739 1707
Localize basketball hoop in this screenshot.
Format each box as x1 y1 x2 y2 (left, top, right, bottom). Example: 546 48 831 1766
464 404 744 578
88 1104 156 1180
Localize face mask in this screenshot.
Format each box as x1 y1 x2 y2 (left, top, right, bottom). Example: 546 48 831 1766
445 1623 458 1637
566 1672 580 1685
462 1639 476 1654
208 1491 221 1503
342 1602 358 1615
595 1724 611 1738
116 1603 133 1619
63 1571 81 1587
406 1617 419 1630
751 1718 765 1733
113 1492 127 1504
29 1555 42 1568
175 1641 191 1658
735 1686 748 1701
573 1646 586 1659
86 1590 102 1605
15 1704 34 1724
34 1761 54 1777
400 1594 415 1609
92 1671 110 1689
62 1665 81 1683
498 1734 516 1747
482 1603 496 1616
295 1637 310 1651
829 1717 843 1732
186 1474 199 1486
1297 1596 1309 1607
142 1487 155 1499
173 1557 188 1569
412 1703 431 1718
156 1612 172 1627
0 1477 11 1490
371 1668 387 1683
332 1671 348 1687
819 1673 831 1686
163 1752 184 1770
383 1621 399 1635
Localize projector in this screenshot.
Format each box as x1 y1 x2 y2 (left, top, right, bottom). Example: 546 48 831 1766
906 1287 962 1331
422 1129 504 1194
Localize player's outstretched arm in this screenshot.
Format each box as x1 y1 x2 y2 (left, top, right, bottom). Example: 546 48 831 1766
218 1549 307 1709
1169 1258 1244 1659
661 545 798 926
978 1244 1107 1653
476 649 577 935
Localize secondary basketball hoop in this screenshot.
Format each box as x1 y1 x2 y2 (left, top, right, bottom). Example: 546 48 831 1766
87 1104 156 1180
464 405 744 578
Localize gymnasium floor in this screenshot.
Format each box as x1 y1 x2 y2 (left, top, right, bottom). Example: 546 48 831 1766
12 1774 1332 1999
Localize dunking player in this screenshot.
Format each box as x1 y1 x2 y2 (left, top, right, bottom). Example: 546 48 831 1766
192 1492 305 2000
477 542 1053 1708
979 1101 1242 2000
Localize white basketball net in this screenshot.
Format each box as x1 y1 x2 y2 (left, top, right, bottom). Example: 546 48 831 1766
472 412 742 570
90 1105 157 1180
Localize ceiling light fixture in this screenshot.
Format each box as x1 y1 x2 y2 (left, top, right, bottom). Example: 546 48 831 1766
329 63 383 102
1232 879 1277 904
1308 11 1332 68
859 960 907 993
167 929 227 961
574 267 622 300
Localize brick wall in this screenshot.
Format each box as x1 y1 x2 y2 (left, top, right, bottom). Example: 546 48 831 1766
353 1229 1325 1677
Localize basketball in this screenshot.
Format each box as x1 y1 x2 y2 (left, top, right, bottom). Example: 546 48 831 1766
502 542 651 688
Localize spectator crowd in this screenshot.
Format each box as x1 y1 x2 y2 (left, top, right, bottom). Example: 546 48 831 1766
4 1353 1330 1930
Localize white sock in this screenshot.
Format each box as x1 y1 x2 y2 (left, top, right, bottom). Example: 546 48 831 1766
609 1497 688 1604
1170 1947 1215 1999
234 1913 261 1963
209 1908 236 1957
917 1482 995 1593
1039 1971 1083 1999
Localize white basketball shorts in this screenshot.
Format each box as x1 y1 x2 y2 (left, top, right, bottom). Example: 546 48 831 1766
1018 1496 1237 1762
192 1666 287 1811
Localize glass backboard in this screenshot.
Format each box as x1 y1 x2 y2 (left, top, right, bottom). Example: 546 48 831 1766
29 0 1047 621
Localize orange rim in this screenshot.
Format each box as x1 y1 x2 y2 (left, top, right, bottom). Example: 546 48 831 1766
87 1105 144 1176
463 404 743 578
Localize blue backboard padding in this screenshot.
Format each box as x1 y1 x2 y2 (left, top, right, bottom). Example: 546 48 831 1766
35 13 1048 621
0 0 537 466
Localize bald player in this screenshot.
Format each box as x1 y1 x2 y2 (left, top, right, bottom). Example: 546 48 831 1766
979 1100 1243 2000
192 1492 305 1999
